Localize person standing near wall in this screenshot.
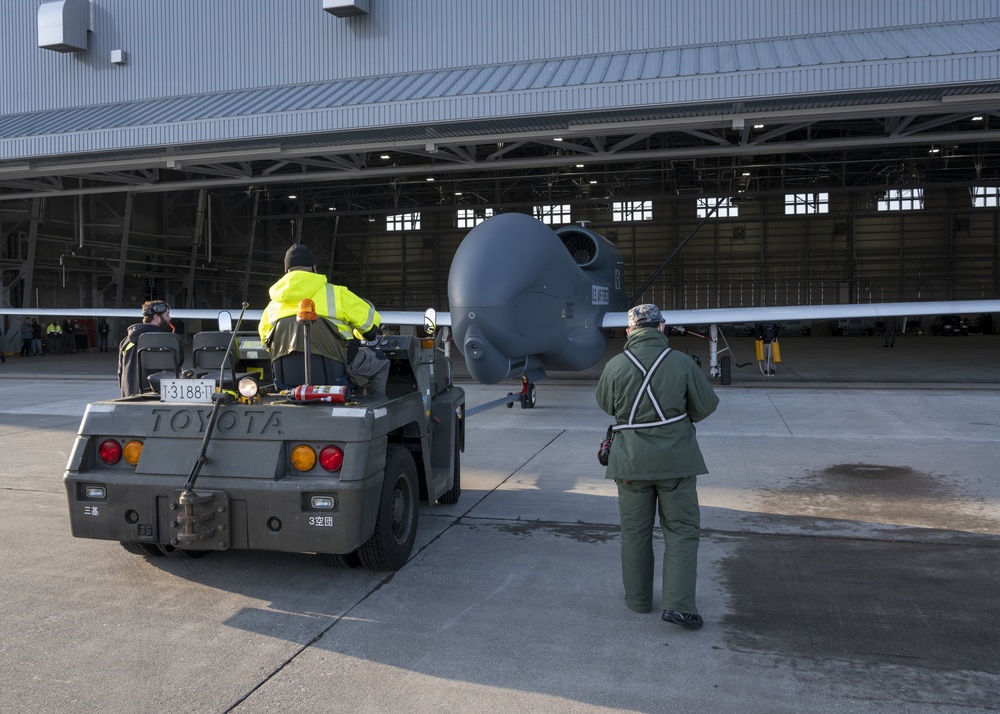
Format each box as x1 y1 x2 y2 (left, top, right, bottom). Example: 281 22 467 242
62 318 75 354
46 320 62 354
98 319 111 352
883 318 897 347
20 319 32 357
30 319 43 355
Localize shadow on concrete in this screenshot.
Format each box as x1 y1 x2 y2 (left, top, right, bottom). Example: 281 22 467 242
121 501 1000 712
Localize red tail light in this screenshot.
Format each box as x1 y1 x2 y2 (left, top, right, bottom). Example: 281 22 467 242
319 446 343 472
99 440 122 464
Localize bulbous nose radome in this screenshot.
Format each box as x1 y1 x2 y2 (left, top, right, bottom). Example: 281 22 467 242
462 327 512 384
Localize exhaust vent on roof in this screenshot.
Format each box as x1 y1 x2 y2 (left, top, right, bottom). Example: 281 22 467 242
38 0 91 53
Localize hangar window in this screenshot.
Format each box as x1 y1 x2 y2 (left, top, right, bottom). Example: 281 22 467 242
387 213 421 231
877 189 923 211
613 201 652 222
972 186 1000 207
697 197 738 219
456 208 494 228
533 204 572 225
785 193 829 215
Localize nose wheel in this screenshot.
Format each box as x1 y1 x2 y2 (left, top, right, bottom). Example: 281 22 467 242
506 375 537 409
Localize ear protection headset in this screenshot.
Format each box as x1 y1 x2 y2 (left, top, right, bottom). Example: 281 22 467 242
142 302 170 317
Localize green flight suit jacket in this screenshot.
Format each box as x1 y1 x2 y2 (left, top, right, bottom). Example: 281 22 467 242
596 327 720 480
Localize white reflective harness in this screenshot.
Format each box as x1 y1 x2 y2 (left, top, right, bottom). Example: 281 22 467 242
611 347 689 433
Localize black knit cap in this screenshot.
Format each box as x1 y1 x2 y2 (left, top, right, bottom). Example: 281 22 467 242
284 243 317 271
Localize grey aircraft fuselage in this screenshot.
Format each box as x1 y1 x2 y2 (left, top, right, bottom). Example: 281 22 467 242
446 213 628 384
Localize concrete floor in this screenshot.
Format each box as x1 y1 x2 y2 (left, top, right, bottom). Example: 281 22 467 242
0 335 997 713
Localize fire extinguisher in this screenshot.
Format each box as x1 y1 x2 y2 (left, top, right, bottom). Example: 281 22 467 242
286 385 349 403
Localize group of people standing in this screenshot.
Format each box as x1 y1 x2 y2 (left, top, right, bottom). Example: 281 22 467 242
15 317 111 357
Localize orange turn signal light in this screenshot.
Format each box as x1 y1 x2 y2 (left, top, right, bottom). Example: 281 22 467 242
290 444 317 471
123 440 144 465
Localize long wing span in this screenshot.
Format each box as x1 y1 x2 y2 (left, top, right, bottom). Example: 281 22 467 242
0 306 449 327
0 307 266 321
601 300 1000 330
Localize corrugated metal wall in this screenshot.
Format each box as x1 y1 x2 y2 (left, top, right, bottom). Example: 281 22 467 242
4 0 1000 115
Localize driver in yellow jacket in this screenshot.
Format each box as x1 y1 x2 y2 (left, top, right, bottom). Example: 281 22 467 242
258 244 389 394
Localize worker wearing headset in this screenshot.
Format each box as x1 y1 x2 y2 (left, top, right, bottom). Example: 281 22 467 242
117 300 179 397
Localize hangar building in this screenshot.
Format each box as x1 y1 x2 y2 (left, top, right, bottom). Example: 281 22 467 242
2 0 999 345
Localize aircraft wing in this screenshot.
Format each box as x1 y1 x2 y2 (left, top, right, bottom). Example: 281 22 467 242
380 311 452 327
601 300 1000 329
0 306 265 321
0 306 452 327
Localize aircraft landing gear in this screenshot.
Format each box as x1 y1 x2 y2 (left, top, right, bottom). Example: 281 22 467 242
506 375 537 409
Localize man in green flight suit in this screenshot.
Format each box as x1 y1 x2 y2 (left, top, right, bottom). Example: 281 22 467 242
596 304 719 629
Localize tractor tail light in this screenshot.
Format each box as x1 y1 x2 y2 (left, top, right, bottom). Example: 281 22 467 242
98 440 122 465
319 446 344 472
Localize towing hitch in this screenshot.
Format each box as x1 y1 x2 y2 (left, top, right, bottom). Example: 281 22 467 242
169 489 230 549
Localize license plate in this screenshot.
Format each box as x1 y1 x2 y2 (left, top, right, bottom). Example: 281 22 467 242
160 378 216 403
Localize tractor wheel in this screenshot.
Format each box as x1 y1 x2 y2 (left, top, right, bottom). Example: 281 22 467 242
158 544 212 559
437 419 462 505
320 551 362 569
120 541 164 557
358 445 419 571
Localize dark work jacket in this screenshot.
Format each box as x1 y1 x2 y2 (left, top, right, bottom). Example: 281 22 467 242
596 328 719 480
117 323 177 397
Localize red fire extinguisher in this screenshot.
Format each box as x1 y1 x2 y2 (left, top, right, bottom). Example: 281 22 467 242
286 385 349 403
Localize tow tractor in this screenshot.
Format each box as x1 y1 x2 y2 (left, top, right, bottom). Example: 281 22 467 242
64 306 463 571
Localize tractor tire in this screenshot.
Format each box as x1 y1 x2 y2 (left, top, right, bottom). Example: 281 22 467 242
358 445 419 571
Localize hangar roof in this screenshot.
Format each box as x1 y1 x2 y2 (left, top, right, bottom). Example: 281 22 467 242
2 8 1000 206
2 19 1000 165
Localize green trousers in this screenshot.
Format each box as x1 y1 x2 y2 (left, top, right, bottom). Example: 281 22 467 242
617 476 700 614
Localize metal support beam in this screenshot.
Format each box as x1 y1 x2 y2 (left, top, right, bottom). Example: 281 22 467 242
111 192 134 338
240 192 259 303
184 190 208 309
23 199 41 307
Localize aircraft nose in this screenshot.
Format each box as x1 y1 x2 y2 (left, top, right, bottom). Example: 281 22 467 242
461 328 511 384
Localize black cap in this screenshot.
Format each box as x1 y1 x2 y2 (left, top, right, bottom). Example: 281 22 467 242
284 243 317 272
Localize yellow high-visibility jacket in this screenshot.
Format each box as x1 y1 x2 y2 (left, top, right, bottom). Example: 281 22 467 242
258 270 380 362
